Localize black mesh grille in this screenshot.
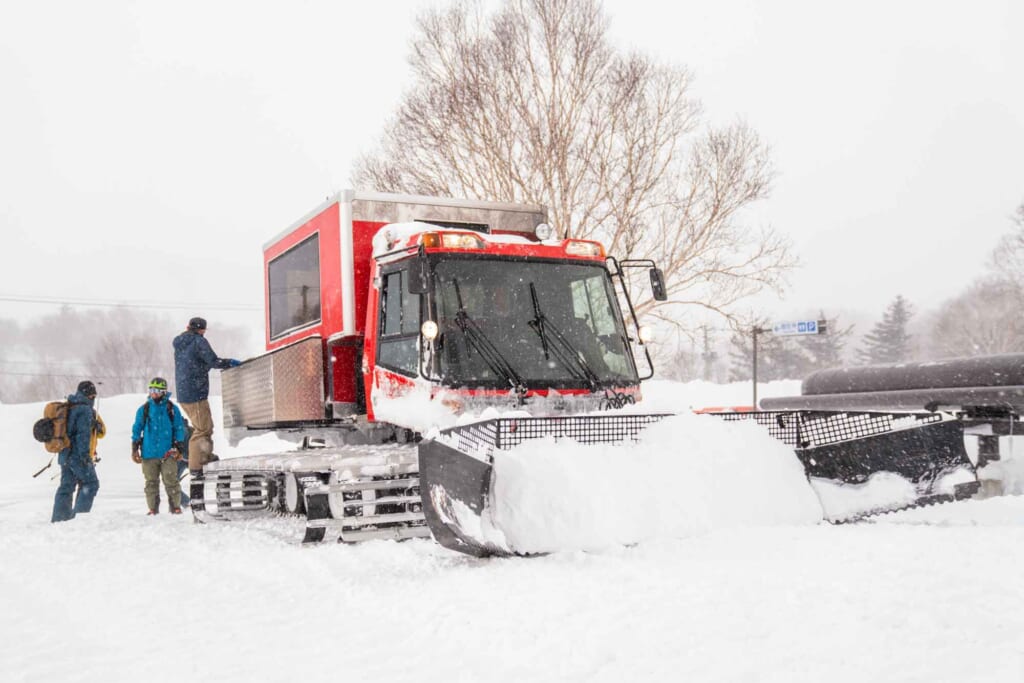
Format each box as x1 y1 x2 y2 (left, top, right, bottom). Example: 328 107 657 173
708 411 946 449
441 414 672 459
437 410 949 460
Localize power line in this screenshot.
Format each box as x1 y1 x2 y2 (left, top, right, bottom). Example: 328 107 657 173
0 294 260 311
0 370 156 380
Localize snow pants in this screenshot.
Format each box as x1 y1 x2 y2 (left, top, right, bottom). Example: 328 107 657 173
180 399 215 472
142 457 181 512
51 458 99 523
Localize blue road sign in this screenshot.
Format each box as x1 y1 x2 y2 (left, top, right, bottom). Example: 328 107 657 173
772 320 819 336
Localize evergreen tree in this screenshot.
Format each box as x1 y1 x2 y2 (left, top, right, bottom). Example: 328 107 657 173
857 295 914 365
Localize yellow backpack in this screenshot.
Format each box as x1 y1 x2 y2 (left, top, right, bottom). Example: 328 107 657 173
32 401 71 454
32 403 104 459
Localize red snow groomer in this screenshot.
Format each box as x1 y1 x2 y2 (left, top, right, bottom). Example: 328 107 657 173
199 191 669 543
197 191 978 556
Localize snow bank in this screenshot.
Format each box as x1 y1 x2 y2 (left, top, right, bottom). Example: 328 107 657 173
6 385 1024 682
488 411 823 554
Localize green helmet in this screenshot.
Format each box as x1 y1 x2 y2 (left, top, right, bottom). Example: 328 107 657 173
148 377 168 392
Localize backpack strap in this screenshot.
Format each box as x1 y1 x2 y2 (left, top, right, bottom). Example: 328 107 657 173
141 400 183 449
142 400 175 429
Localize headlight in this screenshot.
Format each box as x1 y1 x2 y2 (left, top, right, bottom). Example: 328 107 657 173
637 326 653 343
535 222 554 240
421 320 439 340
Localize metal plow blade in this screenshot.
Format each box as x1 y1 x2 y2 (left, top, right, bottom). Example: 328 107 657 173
708 411 980 522
190 446 431 544
418 414 672 557
419 411 981 557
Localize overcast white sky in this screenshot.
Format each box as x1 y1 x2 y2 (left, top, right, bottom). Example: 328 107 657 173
1 0 1022 339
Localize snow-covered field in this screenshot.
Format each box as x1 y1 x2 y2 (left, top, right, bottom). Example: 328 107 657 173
3 382 1024 682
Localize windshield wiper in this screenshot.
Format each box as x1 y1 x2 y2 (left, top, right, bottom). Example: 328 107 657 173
527 282 600 391
449 278 528 404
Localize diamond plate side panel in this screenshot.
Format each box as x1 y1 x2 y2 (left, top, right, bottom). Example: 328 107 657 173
272 337 325 421
222 354 273 427
222 337 325 427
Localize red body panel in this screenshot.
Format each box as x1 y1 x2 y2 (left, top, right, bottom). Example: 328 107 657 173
351 220 380 338
329 340 361 404
362 260 383 421
264 203 344 351
262 202 387 406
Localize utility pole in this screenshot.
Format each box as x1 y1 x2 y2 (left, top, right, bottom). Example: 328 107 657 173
701 325 716 381
752 325 767 408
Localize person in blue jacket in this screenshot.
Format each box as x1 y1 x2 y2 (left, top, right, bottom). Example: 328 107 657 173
172 317 240 475
51 380 102 522
131 377 188 514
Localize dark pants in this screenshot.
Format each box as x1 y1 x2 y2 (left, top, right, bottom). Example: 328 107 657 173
51 458 100 523
142 457 182 512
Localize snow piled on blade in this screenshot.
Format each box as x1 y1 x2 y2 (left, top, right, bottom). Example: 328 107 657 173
809 473 919 522
488 412 824 554
935 466 979 495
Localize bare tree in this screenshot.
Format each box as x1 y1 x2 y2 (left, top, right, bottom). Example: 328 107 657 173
927 278 1024 358
85 331 169 395
354 0 794 324
989 200 1024 286
0 358 71 403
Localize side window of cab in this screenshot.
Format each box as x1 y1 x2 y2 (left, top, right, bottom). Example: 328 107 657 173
377 270 420 376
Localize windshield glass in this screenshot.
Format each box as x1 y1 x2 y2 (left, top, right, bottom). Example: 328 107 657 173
432 257 637 388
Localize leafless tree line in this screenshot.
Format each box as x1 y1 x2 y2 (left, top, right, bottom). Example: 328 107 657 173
921 200 1024 358
0 307 251 403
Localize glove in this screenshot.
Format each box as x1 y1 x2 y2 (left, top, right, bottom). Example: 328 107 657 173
228 359 242 368
131 448 142 464
164 448 182 461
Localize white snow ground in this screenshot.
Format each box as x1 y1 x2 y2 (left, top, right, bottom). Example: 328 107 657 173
3 382 1024 682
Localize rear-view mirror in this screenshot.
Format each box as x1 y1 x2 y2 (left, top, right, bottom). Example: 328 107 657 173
649 268 667 301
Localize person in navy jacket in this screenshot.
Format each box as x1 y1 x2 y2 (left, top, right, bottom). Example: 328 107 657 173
51 380 102 522
131 377 188 514
172 317 240 475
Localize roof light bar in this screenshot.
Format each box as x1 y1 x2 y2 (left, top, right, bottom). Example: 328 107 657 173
564 240 605 258
420 231 485 250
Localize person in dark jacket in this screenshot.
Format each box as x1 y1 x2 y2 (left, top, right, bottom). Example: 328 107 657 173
131 377 189 514
172 317 240 474
51 380 101 523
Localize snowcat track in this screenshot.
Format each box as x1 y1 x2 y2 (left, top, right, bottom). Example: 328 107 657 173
832 480 982 524
419 411 980 556
190 447 430 543
703 411 979 524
